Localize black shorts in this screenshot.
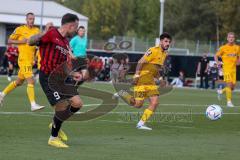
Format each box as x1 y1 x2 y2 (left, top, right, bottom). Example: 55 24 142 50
39 71 79 106
219 76 224 80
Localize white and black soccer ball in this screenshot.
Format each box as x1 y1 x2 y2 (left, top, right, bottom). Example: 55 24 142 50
206 104 223 120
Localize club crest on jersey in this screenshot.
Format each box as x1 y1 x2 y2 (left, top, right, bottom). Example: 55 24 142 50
146 49 152 56
56 45 68 55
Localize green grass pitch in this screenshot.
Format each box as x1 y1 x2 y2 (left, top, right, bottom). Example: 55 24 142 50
0 78 240 160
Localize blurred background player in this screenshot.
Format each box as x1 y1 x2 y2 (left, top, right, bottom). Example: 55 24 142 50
209 63 218 89
196 53 209 89
214 32 240 107
4 44 19 81
0 12 45 111
70 26 87 58
114 33 171 130
170 70 185 87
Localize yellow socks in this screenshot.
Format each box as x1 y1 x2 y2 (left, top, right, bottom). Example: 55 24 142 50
138 109 154 126
2 81 17 96
27 84 35 105
2 82 37 106
225 87 232 102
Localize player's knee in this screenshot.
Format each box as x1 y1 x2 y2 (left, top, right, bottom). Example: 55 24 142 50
15 79 24 86
134 100 144 108
26 78 35 85
70 97 83 108
151 101 159 107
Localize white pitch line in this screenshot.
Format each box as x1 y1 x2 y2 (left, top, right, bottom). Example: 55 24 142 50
84 103 239 108
0 103 236 114
0 112 239 115
0 103 239 115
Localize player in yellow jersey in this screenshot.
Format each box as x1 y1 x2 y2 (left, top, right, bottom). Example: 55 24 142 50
214 32 240 107
114 33 172 130
0 12 45 111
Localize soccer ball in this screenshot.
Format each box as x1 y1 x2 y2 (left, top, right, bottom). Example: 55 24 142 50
206 104 223 120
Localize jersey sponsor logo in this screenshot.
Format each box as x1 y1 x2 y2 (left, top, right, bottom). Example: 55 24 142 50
56 45 69 55
227 53 237 57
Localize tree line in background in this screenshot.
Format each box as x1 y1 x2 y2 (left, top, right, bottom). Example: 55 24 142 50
56 0 240 41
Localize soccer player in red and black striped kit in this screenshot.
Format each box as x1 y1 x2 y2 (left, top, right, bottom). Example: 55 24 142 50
4 44 19 81
29 13 91 148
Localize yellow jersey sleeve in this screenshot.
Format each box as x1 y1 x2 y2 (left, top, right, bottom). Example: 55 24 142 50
216 46 224 57
9 27 22 40
143 48 155 62
238 46 240 57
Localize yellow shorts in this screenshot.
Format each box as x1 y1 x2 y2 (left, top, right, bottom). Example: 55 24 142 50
133 85 159 101
224 72 236 84
18 65 33 79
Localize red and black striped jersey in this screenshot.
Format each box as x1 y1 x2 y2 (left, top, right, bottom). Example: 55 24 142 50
6 46 18 62
39 27 70 74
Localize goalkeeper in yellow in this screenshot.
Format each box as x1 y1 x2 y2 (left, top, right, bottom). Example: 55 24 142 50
215 32 240 107
114 33 171 130
0 12 45 111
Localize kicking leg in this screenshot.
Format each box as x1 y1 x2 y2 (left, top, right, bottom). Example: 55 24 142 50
137 95 159 130
0 77 24 105
48 95 83 148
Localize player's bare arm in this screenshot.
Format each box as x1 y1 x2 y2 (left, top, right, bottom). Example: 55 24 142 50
135 56 148 75
28 33 46 46
72 69 90 82
205 62 209 73
4 50 10 57
8 38 27 45
133 56 147 84
214 54 220 67
237 56 240 66
196 62 201 75
28 22 53 46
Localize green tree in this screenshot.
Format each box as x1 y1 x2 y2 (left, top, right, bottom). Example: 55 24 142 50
211 0 240 39
133 0 160 38
164 0 217 40
56 0 240 41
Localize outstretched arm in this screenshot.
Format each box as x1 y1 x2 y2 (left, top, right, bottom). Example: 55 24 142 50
28 33 45 46
135 56 147 76
214 54 219 64
8 38 27 45
28 22 53 46
215 47 223 67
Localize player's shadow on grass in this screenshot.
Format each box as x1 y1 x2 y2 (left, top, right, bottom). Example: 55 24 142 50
70 86 118 121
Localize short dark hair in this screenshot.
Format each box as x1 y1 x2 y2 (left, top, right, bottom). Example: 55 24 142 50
26 12 34 17
78 26 85 30
160 32 172 40
61 13 79 25
78 26 85 31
